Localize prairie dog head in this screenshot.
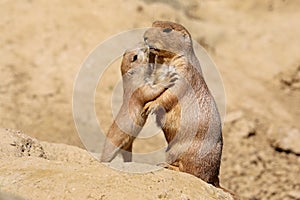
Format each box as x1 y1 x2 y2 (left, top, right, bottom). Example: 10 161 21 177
144 21 193 56
120 46 151 96
121 46 149 76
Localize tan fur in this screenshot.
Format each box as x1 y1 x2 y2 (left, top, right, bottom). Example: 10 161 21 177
100 45 177 162
143 21 223 187
101 21 233 196
144 21 202 75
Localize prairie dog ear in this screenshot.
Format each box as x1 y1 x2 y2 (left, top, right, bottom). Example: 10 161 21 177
183 33 190 41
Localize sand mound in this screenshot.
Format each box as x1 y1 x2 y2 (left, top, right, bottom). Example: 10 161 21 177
0 129 233 200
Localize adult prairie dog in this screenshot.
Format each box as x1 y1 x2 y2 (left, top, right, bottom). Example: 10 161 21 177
143 21 223 187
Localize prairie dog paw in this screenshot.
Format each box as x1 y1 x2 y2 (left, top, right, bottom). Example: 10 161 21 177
155 65 178 88
142 101 159 117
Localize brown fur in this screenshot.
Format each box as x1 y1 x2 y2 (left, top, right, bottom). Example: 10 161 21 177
100 45 177 162
144 21 203 75
143 21 223 187
101 21 233 196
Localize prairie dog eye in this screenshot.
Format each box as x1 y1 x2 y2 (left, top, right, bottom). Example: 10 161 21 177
127 68 135 76
163 28 172 33
131 54 138 62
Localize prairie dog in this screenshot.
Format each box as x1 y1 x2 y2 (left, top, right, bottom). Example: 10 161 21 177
143 21 223 187
144 20 202 75
100 46 177 162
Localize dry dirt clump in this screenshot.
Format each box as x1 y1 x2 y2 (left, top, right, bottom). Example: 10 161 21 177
267 126 300 156
278 65 300 91
0 128 46 158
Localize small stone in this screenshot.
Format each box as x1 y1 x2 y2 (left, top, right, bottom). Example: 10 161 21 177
280 76 292 86
271 127 300 155
287 190 300 199
158 191 168 199
234 119 256 138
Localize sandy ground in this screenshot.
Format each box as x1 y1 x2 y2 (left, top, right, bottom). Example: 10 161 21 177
0 129 233 200
0 0 300 199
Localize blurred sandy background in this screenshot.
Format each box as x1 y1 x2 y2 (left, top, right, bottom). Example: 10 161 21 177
1 0 299 199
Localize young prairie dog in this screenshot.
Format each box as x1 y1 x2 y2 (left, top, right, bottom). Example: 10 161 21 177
143 21 223 187
100 45 177 162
